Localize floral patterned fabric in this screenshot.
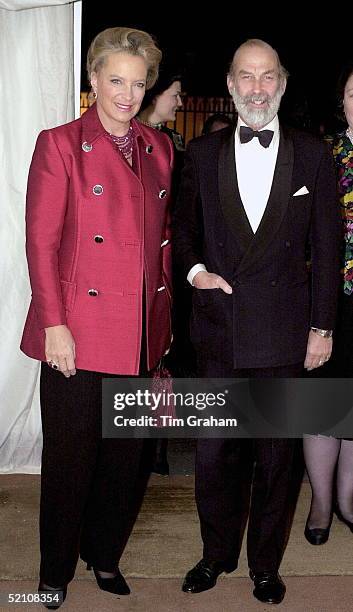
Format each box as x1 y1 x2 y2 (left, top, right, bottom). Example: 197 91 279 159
333 132 353 295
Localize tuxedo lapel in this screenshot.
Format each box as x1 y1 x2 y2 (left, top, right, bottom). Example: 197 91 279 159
236 127 294 275
218 130 254 255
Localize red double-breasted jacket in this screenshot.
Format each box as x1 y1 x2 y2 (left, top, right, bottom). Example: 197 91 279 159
21 104 174 374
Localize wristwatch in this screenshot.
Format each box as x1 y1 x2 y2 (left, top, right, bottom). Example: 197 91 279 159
310 327 333 338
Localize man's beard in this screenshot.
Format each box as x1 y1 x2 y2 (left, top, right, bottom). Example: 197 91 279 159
231 86 283 129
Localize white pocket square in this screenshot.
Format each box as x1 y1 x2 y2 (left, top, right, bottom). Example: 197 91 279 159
293 186 309 196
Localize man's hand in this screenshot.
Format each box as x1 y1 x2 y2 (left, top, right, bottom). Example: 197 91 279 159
45 324 76 377
304 330 332 371
193 271 233 294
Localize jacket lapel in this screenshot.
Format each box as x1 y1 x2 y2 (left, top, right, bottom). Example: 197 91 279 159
81 102 106 144
218 129 254 255
81 104 145 182
236 127 294 275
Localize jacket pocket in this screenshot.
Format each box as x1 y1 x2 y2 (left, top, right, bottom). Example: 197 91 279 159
60 279 77 312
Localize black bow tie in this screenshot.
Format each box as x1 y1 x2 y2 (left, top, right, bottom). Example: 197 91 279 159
239 125 274 148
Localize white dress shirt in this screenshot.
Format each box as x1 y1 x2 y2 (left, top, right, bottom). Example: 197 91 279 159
187 116 280 285
236 115 279 232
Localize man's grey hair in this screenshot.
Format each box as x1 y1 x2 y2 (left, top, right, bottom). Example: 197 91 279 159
229 39 289 84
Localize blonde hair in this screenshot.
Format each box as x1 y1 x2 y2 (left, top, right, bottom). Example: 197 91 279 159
87 27 162 89
229 39 289 84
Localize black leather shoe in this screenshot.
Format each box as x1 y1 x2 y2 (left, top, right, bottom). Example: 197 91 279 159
304 521 331 545
86 563 130 595
250 571 286 604
38 582 67 609
182 558 237 593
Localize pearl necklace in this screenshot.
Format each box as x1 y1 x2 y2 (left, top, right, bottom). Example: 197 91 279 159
109 125 134 161
346 127 353 145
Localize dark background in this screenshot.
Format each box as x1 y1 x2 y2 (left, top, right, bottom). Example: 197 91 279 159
81 7 352 132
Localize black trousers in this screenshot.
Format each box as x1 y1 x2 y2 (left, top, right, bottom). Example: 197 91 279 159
195 359 302 573
39 364 155 586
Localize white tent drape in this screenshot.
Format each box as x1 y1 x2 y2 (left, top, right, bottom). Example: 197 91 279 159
0 0 81 472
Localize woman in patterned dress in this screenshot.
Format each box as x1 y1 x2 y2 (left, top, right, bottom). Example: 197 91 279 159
303 63 353 545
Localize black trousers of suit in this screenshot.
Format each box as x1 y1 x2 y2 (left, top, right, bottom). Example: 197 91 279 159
39 363 155 586
195 358 302 573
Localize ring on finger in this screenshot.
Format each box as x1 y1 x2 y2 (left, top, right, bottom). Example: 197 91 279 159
47 360 59 370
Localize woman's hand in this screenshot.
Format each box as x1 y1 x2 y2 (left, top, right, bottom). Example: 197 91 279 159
45 325 76 377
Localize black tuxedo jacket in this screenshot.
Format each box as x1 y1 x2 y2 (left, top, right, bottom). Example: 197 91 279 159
173 125 341 369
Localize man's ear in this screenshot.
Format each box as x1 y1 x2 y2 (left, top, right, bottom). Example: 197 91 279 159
227 74 234 97
280 78 287 97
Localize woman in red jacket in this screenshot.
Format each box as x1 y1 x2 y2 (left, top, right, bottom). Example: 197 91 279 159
21 27 173 609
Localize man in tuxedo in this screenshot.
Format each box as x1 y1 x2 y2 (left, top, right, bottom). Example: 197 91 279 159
173 39 341 604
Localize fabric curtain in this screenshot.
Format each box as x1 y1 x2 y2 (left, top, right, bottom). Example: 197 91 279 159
0 1 80 472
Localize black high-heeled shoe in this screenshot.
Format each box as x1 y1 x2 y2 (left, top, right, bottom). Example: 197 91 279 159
304 522 330 545
38 582 67 609
86 563 130 595
304 517 332 545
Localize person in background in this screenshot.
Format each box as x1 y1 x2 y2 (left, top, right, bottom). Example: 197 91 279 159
202 112 234 135
20 27 173 609
303 63 353 546
173 38 341 605
138 67 184 188
139 67 195 475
